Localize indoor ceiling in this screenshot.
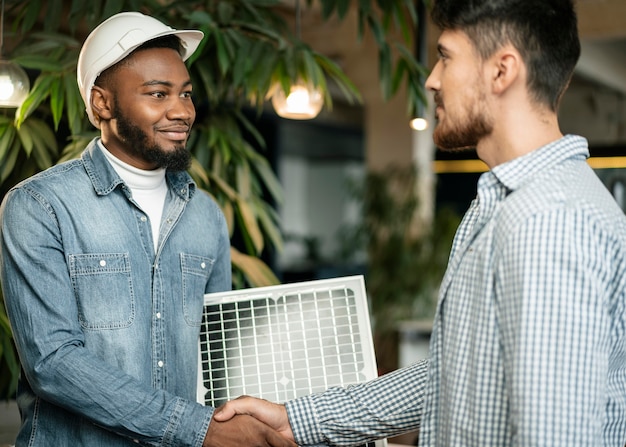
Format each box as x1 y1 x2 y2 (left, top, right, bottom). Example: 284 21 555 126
565 0 626 93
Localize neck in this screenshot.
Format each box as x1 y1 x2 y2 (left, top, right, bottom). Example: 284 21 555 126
477 101 563 169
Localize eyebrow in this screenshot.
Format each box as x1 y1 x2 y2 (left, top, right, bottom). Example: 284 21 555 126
142 79 193 88
437 43 450 56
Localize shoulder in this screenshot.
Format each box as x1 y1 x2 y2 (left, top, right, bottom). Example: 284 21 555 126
500 159 622 230
493 159 626 263
3 158 87 207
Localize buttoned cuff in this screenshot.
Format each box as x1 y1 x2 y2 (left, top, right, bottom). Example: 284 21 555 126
285 395 325 446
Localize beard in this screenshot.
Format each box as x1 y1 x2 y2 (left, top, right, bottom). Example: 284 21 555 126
113 105 191 172
432 91 493 152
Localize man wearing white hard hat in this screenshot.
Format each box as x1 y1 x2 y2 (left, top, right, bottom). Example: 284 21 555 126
0 12 294 447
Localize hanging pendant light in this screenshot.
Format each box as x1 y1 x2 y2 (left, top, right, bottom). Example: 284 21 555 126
0 60 29 107
271 79 323 120
0 0 29 108
271 0 323 120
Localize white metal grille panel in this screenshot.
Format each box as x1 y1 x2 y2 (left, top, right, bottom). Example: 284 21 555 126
197 275 384 446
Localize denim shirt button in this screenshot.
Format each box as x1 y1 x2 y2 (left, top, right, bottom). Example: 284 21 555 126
201 262 206 269
140 216 147 222
157 360 164 368
156 312 161 319
99 260 106 267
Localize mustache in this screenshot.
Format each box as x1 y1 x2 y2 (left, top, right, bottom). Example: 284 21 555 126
434 92 442 107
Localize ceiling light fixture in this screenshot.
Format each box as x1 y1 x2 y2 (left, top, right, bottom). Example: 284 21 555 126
271 0 323 120
0 0 29 108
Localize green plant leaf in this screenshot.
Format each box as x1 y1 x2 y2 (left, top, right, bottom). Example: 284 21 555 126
17 123 34 157
231 247 279 287
49 75 64 130
0 124 16 162
63 72 85 135
0 137 22 184
24 118 58 170
44 0 64 32
378 43 392 99
20 0 43 32
249 154 283 204
236 197 264 254
252 200 283 252
15 75 55 127
315 56 362 104
12 54 64 72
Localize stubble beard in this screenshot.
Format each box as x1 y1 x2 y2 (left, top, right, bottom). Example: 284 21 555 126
114 105 192 172
432 90 494 152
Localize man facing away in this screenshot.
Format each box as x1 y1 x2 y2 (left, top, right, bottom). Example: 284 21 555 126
0 12 294 447
215 0 626 445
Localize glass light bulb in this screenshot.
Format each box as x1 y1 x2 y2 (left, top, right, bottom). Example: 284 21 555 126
0 60 30 108
272 80 324 120
0 75 15 99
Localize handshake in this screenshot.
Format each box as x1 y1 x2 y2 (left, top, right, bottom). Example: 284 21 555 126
204 396 296 447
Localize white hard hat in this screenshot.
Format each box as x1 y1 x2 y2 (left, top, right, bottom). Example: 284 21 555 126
77 11 204 127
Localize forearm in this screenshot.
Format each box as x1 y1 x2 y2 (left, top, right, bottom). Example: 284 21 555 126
27 340 212 446
286 359 427 446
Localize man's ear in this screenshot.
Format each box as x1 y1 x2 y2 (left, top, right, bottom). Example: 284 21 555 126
90 85 113 124
489 45 522 95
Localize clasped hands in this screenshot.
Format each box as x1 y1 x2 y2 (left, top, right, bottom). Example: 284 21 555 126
204 396 295 447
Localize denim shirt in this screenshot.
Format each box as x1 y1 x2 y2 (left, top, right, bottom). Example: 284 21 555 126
0 139 232 446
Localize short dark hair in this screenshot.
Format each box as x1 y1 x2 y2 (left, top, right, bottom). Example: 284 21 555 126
431 0 580 111
95 35 184 89
133 34 184 56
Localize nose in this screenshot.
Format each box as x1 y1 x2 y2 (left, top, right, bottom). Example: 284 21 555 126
168 96 195 123
425 60 441 92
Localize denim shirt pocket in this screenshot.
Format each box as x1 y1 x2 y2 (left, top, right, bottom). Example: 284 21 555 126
68 253 134 330
181 253 215 326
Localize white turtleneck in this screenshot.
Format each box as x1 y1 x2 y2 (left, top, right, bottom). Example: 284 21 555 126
99 141 168 252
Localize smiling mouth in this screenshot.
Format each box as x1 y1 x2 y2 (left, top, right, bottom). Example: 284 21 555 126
158 127 190 141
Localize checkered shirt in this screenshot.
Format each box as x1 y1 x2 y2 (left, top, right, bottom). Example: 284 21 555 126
285 135 626 446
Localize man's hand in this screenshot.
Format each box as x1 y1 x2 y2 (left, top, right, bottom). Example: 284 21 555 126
203 413 296 447
212 396 294 442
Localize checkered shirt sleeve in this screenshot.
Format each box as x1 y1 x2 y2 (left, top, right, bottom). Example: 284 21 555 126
285 359 427 446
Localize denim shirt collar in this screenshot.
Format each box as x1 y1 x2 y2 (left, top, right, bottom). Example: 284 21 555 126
81 138 196 201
